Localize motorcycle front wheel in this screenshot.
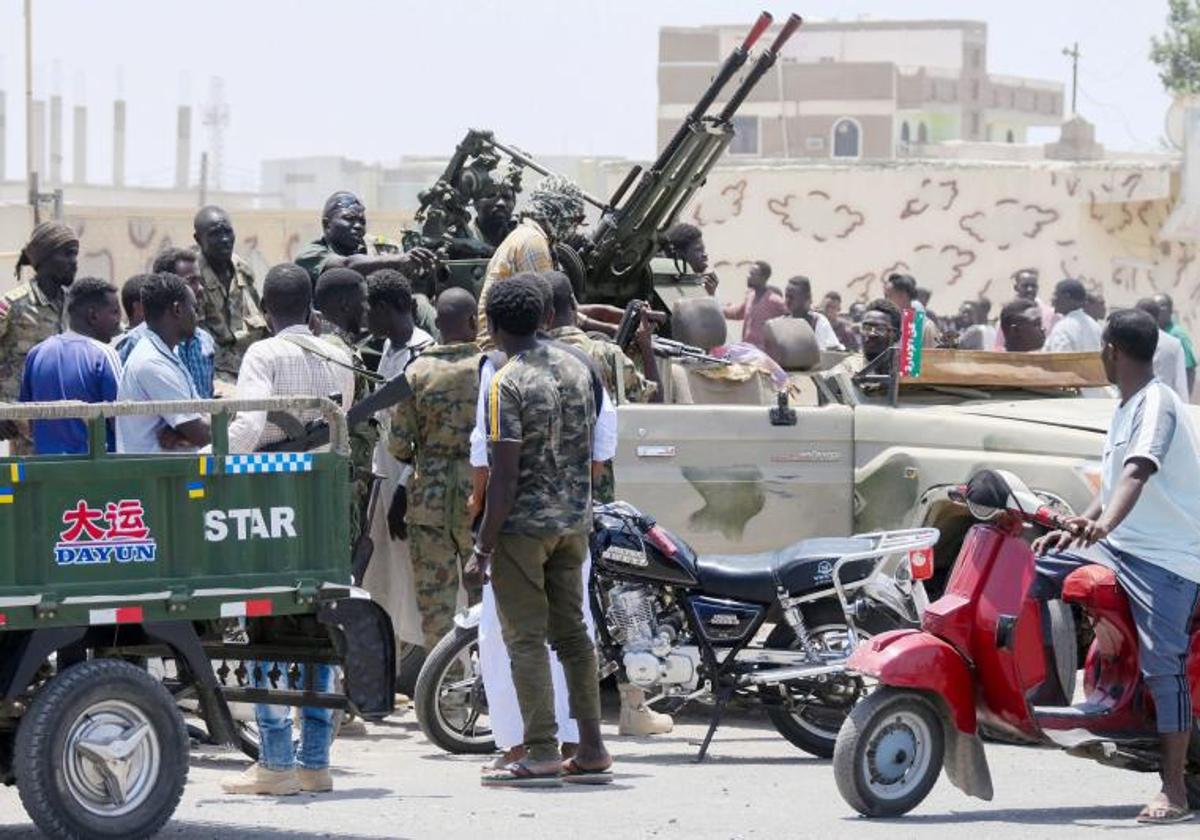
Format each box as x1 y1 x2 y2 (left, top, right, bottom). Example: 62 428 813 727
414 624 495 754
763 600 889 759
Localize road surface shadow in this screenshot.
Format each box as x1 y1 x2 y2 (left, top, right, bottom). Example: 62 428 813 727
862 803 1145 828
1 827 394 840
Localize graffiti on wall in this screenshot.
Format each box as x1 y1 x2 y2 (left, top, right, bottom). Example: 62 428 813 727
686 160 1193 331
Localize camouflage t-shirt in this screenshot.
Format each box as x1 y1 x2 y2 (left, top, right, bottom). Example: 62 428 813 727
0 280 66 402
486 343 595 535
545 325 655 405
390 342 481 527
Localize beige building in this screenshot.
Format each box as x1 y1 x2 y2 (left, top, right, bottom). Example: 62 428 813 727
658 19 1065 160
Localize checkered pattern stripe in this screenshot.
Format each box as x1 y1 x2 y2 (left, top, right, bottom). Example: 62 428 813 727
224 453 313 475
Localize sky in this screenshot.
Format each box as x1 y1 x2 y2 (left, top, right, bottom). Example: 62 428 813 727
0 0 1177 191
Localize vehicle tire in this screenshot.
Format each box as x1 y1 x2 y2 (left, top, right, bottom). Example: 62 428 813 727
764 601 894 759
14 658 189 839
396 644 427 698
414 625 494 754
832 687 944 818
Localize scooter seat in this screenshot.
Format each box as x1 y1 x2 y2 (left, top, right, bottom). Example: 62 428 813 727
696 537 876 604
1062 565 1128 614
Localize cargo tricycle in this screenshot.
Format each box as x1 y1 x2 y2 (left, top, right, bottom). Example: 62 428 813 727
0 397 394 839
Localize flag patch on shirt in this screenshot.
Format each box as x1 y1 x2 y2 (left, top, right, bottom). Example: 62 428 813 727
224 453 313 475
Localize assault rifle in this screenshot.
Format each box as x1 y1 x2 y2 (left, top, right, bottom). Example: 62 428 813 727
259 372 414 453
613 299 729 366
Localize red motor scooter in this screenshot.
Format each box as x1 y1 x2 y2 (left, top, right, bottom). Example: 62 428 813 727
832 468 1200 817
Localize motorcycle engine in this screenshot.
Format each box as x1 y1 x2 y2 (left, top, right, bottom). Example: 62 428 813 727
605 583 699 691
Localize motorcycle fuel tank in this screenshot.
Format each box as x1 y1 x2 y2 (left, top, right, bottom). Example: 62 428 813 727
591 503 700 586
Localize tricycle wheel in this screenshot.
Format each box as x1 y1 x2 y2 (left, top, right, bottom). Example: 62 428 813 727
15 658 189 839
414 624 494 754
833 687 943 818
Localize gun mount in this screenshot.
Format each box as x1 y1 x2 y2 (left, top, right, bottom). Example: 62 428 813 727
403 11 803 308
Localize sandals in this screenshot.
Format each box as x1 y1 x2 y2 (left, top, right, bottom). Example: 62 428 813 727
480 760 563 789
1136 800 1193 825
561 757 614 785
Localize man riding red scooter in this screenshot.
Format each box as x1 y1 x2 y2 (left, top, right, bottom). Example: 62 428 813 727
834 308 1200 824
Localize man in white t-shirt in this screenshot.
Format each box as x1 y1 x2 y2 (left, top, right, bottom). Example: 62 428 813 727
1043 278 1102 353
784 276 844 351
1136 297 1189 401
1034 308 1200 825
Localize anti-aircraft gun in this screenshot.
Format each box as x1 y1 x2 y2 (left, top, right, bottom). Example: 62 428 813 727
404 11 802 309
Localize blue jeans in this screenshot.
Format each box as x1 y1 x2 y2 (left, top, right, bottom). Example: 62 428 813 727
252 661 335 771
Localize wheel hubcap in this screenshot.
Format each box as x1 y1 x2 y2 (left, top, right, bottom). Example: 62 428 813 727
63 700 161 816
863 710 931 799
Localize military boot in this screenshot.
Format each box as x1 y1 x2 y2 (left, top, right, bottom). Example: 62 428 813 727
617 683 673 736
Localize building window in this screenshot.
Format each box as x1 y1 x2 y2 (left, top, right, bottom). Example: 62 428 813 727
917 122 929 144
970 46 982 69
729 115 759 155
1006 129 1015 143
832 118 861 158
970 79 980 102
900 121 911 143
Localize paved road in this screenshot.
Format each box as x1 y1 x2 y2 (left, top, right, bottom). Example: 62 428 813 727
0 706 1193 839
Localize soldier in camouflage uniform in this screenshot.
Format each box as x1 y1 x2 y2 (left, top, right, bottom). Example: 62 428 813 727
543 271 660 503
389 288 482 650
193 205 269 380
0 221 79 451
473 274 611 783
313 268 379 550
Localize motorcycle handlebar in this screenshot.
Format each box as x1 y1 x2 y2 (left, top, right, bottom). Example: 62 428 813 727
949 483 1081 535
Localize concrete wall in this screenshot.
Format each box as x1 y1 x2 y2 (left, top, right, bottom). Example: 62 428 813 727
0 204 411 296
653 158 1195 332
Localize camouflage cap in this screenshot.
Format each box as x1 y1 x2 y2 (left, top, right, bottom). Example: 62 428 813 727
527 175 585 242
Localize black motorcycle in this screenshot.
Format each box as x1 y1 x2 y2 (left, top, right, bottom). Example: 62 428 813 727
415 502 936 759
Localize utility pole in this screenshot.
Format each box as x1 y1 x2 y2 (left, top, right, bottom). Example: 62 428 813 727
24 0 34 198
198 151 209 207
1062 41 1080 115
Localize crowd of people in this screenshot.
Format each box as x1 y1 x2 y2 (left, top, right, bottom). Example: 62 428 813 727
2 173 1197 796
708 254 1196 401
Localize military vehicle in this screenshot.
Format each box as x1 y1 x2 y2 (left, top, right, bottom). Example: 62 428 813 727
402 11 802 311
611 343 1132 595
0 398 393 839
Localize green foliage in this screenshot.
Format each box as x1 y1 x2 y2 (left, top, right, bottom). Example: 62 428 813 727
1151 0 1200 94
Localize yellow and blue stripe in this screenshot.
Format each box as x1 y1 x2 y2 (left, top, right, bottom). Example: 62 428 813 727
187 481 205 500
0 486 12 505
488 360 517 442
9 463 24 484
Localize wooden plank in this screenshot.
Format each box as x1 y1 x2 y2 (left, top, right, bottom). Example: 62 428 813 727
902 350 1108 388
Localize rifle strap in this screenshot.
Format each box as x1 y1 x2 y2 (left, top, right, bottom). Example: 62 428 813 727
281 334 385 384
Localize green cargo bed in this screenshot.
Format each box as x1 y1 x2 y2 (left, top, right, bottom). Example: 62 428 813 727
0 396 351 632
